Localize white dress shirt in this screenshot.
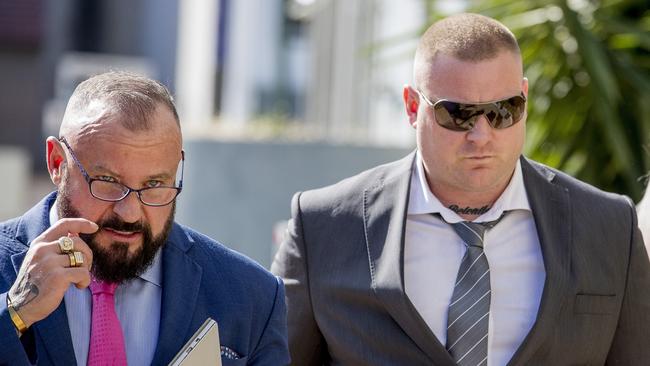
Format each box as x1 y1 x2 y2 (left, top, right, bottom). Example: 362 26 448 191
404 152 546 366
50 204 163 366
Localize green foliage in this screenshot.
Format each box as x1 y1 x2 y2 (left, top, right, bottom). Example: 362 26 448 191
431 0 650 199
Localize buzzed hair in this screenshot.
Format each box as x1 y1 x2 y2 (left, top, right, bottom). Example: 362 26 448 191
62 71 179 133
415 13 520 64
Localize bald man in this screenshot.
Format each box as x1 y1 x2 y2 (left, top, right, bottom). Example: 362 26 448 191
272 13 650 365
0 72 289 365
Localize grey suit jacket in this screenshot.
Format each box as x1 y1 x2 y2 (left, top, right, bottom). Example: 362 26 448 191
271 152 650 365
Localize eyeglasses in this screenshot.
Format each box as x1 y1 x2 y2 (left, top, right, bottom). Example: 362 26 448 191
59 137 184 207
417 90 527 131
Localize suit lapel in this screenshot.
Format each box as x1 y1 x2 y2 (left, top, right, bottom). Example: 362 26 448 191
12 193 77 366
14 193 57 247
363 152 456 366
32 303 77 365
508 157 571 365
151 226 203 365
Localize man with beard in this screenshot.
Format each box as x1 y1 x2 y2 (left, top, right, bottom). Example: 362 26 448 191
0 72 289 365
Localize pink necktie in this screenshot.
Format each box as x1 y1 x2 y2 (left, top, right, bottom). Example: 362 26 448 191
87 279 128 366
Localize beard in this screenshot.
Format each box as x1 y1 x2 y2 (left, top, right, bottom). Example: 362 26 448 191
57 190 175 284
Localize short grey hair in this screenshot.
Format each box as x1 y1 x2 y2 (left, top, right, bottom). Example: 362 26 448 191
62 71 179 134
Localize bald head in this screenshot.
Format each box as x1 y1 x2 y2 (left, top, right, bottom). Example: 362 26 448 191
414 13 521 87
60 71 180 139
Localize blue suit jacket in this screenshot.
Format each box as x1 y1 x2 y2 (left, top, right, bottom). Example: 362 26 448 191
0 193 290 365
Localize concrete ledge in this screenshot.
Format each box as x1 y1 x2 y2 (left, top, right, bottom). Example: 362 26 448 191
176 139 411 268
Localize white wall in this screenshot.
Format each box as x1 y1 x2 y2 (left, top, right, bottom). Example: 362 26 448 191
0 147 31 220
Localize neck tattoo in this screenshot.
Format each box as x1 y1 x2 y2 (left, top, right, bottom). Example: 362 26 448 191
448 204 491 216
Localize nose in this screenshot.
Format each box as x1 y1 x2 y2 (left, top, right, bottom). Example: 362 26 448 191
465 115 492 146
112 190 144 223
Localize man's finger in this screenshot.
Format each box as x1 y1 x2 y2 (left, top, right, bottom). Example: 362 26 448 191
56 251 91 271
64 267 92 290
41 218 99 242
63 236 94 270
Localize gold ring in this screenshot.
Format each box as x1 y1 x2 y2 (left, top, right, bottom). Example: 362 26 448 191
67 252 77 267
58 236 74 254
73 251 84 267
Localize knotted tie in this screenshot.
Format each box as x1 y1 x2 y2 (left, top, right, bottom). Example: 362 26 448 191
87 279 128 366
445 217 503 366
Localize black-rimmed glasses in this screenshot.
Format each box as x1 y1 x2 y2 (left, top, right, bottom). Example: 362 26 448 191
417 90 527 132
59 137 184 207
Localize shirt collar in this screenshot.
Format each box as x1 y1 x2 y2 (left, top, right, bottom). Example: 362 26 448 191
49 200 163 287
407 150 531 223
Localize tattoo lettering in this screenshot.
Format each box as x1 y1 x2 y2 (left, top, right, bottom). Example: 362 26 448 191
448 204 491 216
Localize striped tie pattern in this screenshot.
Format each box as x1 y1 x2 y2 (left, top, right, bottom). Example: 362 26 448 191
445 218 502 366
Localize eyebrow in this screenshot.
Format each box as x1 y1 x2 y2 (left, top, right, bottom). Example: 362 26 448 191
89 164 174 182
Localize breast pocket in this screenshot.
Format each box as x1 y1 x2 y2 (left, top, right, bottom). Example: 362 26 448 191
221 356 248 365
574 293 618 314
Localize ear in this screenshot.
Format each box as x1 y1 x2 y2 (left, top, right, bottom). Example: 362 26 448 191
403 85 419 129
522 77 529 98
46 136 66 185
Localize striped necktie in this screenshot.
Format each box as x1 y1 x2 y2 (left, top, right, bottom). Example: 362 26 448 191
444 216 503 366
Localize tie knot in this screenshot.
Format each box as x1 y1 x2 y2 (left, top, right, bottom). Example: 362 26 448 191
451 221 489 248
89 279 118 295
432 212 506 249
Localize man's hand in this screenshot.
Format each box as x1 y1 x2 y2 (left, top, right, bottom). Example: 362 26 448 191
8 218 98 329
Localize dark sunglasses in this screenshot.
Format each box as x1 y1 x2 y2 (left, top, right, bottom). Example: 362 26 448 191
417 90 527 131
